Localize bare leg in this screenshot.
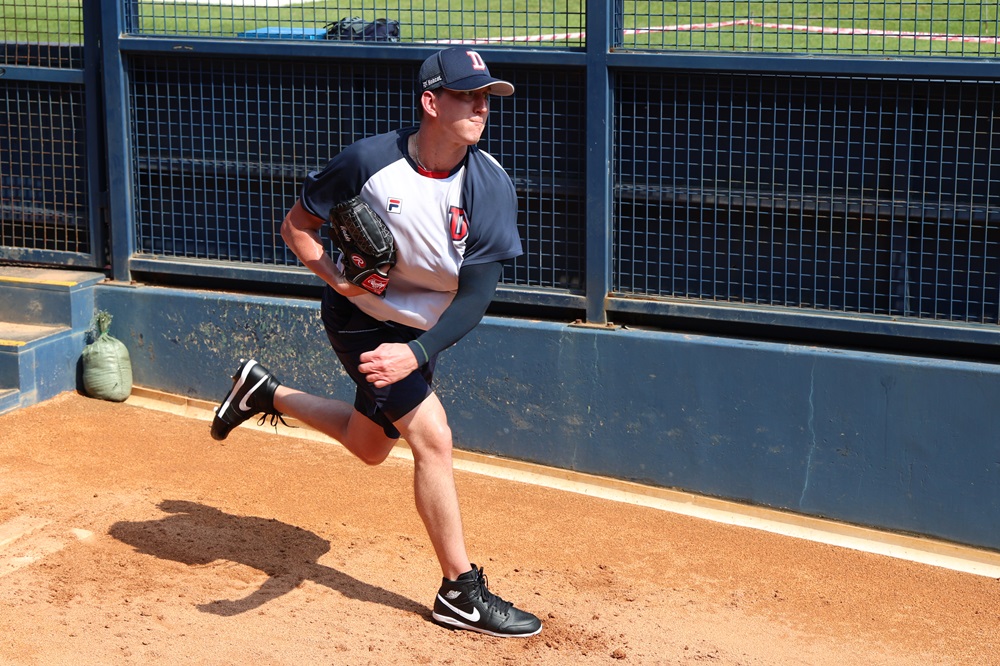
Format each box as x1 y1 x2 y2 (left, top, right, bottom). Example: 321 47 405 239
273 385 470 579
394 392 471 580
273 386 396 466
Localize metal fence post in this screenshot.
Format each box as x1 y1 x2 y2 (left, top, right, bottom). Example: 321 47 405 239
99 0 135 282
583 0 617 324
82 0 107 269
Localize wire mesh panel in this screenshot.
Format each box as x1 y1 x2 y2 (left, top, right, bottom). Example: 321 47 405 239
491 65 587 291
622 1 1000 57
129 56 410 265
122 1 586 47
2 0 92 263
1 81 90 253
1 0 85 68
614 72 1000 324
128 55 584 290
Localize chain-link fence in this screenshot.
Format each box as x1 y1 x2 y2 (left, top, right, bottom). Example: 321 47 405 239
4 1 1000 334
107 1 1000 57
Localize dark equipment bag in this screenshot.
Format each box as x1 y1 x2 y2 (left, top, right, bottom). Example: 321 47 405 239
326 17 401 42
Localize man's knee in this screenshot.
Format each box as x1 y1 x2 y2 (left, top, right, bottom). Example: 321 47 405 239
396 393 453 460
356 447 393 466
407 422 453 462
344 412 398 465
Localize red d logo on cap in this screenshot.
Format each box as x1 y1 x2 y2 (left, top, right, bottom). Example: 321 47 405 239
466 50 486 71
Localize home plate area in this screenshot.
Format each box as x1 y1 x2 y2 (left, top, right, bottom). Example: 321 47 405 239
0 516 93 578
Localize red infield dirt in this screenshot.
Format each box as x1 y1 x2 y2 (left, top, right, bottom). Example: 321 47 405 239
0 392 997 665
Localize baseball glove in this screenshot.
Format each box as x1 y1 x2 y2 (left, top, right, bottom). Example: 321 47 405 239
329 196 397 296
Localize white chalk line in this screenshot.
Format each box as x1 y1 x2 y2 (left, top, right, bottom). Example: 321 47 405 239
125 387 1000 579
158 0 304 6
435 19 1000 46
151 6 999 46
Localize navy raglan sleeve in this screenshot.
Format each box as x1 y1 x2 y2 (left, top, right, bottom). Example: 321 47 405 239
300 132 405 222
405 150 522 364
300 151 365 222
460 150 523 266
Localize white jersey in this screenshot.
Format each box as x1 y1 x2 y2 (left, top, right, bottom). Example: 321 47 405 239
301 128 522 330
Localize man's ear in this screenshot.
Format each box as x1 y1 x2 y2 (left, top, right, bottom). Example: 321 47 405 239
420 90 439 119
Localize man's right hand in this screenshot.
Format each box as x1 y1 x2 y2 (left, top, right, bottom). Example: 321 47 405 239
329 270 368 298
282 200 366 297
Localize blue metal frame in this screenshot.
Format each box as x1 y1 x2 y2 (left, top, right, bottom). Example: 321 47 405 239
6 0 1000 554
99 0 136 283
583 0 615 325
0 66 83 84
6 1 1000 354
609 51 1000 79
83 0 108 270
0 27 101 268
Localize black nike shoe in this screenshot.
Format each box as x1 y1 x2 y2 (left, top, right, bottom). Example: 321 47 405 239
431 565 542 638
210 359 283 441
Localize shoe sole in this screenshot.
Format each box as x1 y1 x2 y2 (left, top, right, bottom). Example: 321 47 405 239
431 612 542 638
210 359 257 441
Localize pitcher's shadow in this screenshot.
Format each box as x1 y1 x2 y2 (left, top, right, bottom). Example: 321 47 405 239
109 499 426 618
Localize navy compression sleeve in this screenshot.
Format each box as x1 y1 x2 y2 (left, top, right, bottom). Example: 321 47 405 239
406 261 504 366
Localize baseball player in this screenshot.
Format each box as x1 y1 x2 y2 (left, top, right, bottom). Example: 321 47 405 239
210 47 542 638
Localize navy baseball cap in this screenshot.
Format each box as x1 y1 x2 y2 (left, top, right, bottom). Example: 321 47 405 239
419 47 514 97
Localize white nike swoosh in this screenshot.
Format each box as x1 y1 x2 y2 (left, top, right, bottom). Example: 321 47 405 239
238 375 269 412
218 360 257 415
437 594 480 623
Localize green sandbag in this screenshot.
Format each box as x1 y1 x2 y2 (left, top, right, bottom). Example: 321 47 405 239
82 311 133 402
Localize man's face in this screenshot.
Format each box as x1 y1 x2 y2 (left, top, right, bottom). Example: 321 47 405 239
433 87 491 145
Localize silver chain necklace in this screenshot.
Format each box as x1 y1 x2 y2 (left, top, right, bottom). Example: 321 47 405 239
409 135 428 171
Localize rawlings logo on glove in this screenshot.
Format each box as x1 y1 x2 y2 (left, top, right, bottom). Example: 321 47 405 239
329 196 397 296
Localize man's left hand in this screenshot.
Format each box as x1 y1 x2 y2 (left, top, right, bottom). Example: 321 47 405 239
358 343 419 388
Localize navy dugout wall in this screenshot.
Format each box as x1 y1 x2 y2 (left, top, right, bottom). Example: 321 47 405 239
3 1 999 553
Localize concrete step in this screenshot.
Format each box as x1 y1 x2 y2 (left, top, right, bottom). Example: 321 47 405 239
0 322 86 416
0 267 105 415
0 266 105 328
0 388 18 413
0 322 71 391
0 322 69 350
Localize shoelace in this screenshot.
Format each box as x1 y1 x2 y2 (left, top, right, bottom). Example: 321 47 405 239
473 567 513 616
256 411 294 430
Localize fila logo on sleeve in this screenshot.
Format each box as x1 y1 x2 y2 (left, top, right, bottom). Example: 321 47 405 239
387 197 402 214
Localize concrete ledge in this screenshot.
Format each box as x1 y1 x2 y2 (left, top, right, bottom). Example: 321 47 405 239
0 322 68 348
0 267 104 328
96 282 1000 555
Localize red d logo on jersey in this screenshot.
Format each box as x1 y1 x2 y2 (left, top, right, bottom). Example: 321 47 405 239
449 206 469 241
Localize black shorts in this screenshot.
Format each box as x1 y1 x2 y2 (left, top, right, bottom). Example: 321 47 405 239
321 287 436 439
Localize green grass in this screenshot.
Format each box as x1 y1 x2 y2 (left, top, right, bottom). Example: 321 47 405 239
624 1 1000 54
123 1 588 44
1 2 83 42
2 1 998 56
